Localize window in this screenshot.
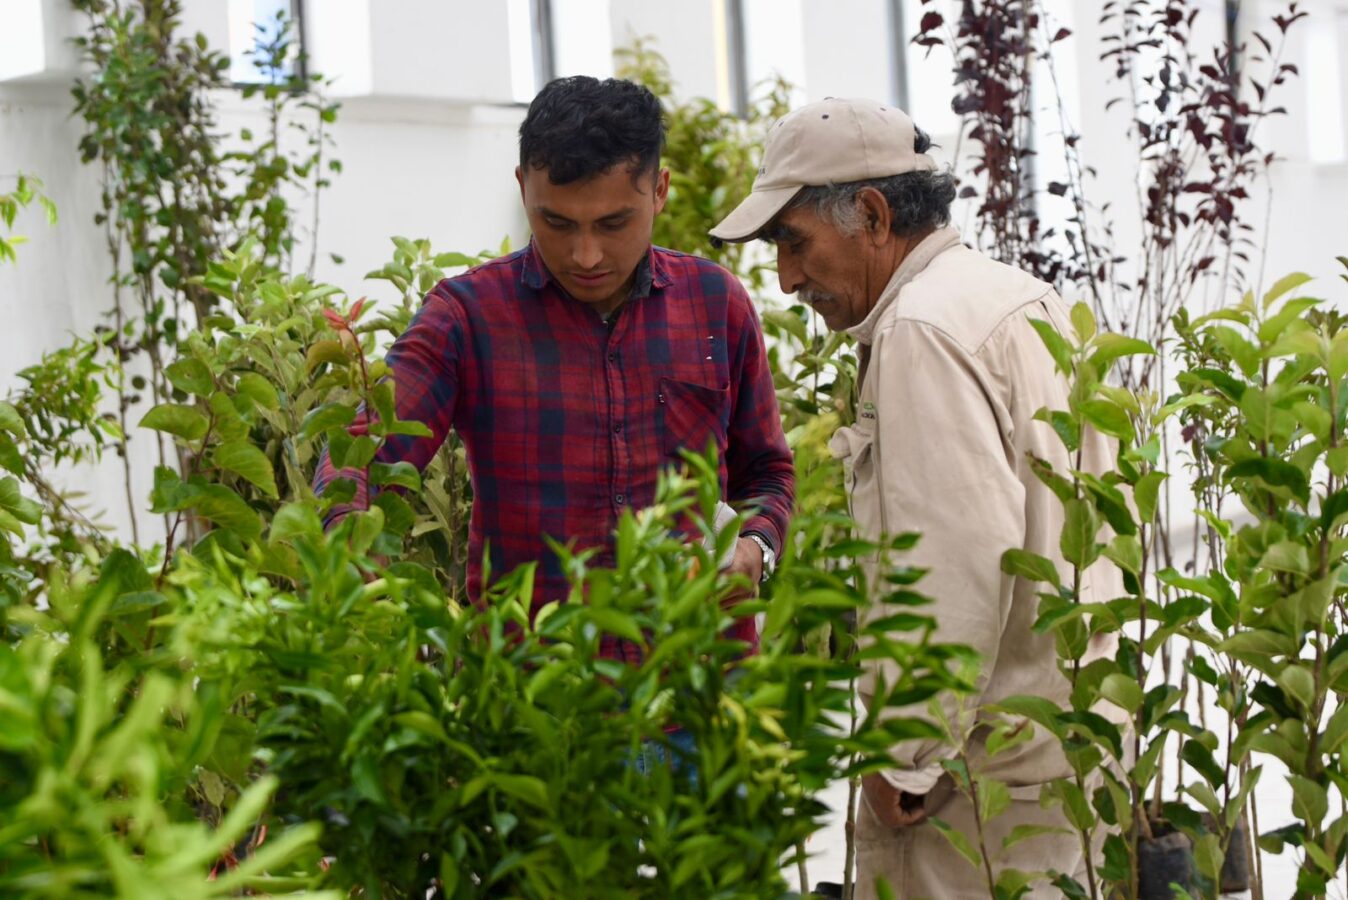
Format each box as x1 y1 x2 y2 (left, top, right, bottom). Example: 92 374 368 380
228 0 306 85
897 0 958 138
551 0 614 82
0 0 43 81
726 0 808 115
1305 7 1347 163
887 0 910 110
508 0 614 104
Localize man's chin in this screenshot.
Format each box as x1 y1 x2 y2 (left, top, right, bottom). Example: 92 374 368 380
814 309 848 332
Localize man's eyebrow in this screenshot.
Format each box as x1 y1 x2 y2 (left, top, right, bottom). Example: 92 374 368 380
597 208 636 222
759 223 799 244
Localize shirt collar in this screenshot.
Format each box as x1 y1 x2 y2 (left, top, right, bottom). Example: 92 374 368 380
846 226 963 345
520 239 672 298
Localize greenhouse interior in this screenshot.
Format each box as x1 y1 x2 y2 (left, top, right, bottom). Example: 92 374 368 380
2 0 1348 897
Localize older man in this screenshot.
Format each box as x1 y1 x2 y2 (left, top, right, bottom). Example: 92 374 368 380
711 98 1117 897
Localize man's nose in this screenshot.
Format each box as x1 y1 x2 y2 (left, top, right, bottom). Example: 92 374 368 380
573 233 603 270
777 252 803 294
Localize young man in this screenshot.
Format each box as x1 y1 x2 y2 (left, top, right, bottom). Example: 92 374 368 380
710 97 1118 897
315 77 793 661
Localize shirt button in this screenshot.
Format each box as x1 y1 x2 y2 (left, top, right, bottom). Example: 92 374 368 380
607 351 617 363
613 422 623 433
615 493 626 505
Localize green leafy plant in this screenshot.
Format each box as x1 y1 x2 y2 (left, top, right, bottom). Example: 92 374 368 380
1171 263 1348 898
70 0 340 543
0 558 333 899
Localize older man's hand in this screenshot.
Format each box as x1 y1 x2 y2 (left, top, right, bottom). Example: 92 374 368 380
862 772 929 828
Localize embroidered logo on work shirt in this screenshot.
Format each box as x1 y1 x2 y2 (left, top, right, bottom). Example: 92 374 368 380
860 402 877 421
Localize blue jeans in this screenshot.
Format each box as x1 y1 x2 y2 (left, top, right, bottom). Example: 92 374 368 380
632 728 698 780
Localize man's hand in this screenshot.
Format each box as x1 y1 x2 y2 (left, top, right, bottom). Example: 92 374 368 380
723 536 764 596
862 772 929 828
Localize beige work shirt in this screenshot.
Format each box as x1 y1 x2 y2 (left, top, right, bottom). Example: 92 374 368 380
830 227 1119 795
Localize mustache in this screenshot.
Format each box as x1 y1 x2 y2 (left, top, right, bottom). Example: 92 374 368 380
799 288 836 307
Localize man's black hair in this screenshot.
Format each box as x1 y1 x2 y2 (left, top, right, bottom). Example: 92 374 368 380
518 76 665 185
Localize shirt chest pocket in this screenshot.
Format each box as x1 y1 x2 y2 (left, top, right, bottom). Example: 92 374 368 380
658 376 729 460
829 423 883 534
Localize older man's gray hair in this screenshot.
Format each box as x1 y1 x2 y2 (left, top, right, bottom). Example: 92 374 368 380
782 127 957 239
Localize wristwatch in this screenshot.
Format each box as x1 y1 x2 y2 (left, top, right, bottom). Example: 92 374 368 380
744 533 777 583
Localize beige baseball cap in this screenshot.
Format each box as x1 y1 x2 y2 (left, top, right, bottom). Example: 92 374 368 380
709 97 937 243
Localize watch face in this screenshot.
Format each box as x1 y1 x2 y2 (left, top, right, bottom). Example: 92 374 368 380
748 535 775 581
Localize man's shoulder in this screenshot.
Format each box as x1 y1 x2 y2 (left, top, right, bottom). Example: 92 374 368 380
886 244 1055 354
651 246 744 291
429 248 530 303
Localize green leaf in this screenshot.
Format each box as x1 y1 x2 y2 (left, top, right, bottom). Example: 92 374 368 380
1258 540 1311 577
1265 326 1322 359
1078 399 1134 443
991 696 1066 740
1003 823 1071 851
1134 471 1167 525
761 308 809 345
166 358 214 395
929 816 984 870
1070 302 1096 343
236 372 280 410
1276 665 1316 711
199 769 227 807
1034 407 1081 452
270 503 323 543
1288 774 1328 826
1178 367 1246 402
386 417 434 438
1059 498 1100 570
1080 474 1137 536
0 437 24 475
1226 457 1309 503
1099 673 1144 714
1328 447 1348 478
1329 331 1348 379
300 403 356 442
1156 393 1216 421
977 778 1011 823
1101 534 1142 576
1211 326 1261 377
186 484 263 541
0 401 26 436
0 477 41 525
1001 548 1062 588
1219 629 1297 663
306 339 348 370
212 441 278 498
1261 271 1313 308
1258 297 1320 344
370 461 420 491
339 435 379 469
1029 319 1073 374
1087 333 1154 373
139 403 209 441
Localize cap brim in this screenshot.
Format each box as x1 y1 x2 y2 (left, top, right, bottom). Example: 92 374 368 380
708 184 802 243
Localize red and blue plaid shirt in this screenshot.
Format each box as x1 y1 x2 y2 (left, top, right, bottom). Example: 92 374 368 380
315 241 794 657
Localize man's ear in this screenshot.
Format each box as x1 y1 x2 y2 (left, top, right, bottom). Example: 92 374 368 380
855 187 893 245
653 167 671 215
515 165 527 206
